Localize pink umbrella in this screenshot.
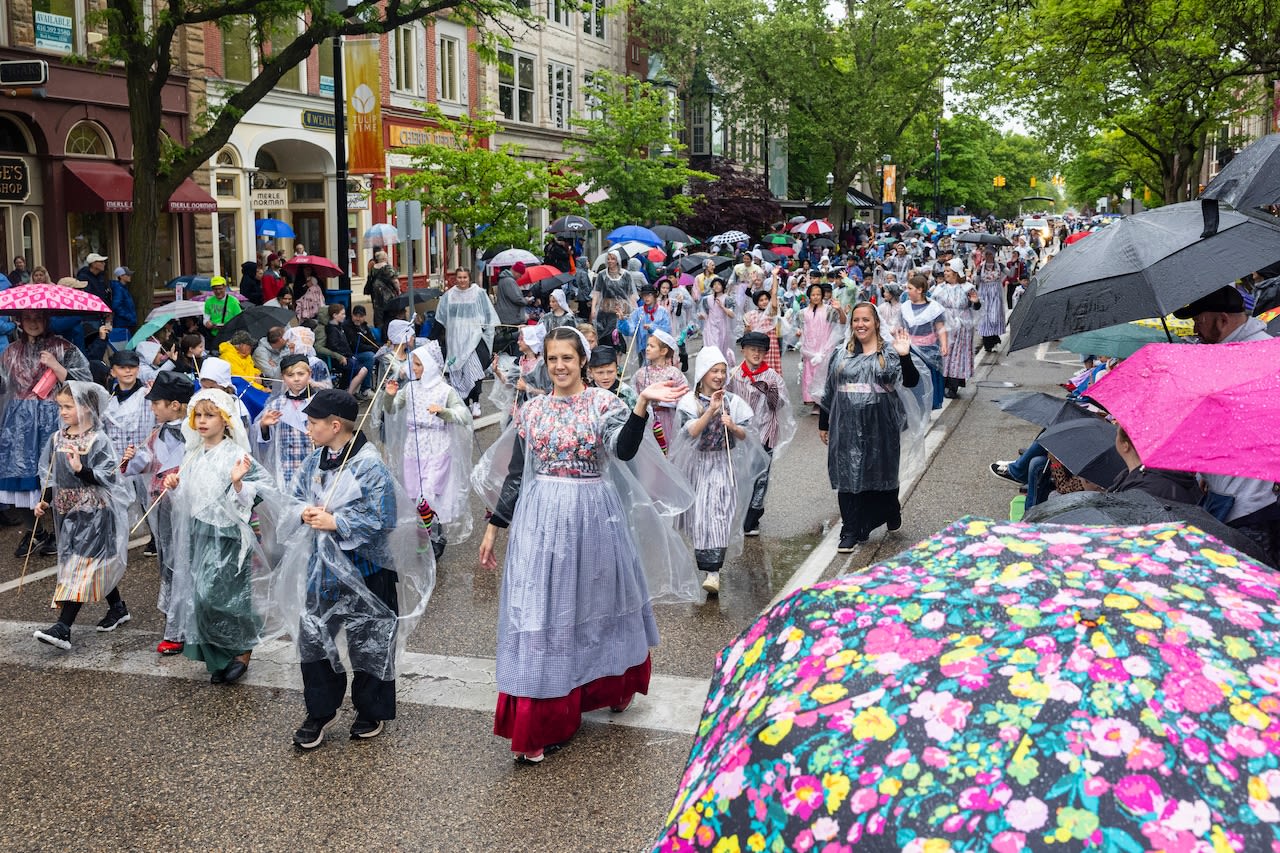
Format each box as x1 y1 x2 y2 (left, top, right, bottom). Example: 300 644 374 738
790 219 833 235
1086 336 1280 482
283 254 343 279
0 283 111 315
677 273 695 288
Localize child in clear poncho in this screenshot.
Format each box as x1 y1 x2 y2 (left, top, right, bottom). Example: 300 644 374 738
164 388 274 685
32 381 132 651
255 354 319 491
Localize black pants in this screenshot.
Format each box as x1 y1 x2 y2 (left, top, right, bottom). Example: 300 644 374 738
744 448 774 532
58 587 122 626
837 489 901 542
299 568 399 722
1005 282 1018 310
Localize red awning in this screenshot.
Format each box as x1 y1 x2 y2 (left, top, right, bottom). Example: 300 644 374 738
63 160 134 213
63 160 217 214
165 178 217 214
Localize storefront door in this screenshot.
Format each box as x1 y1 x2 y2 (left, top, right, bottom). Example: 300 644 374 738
293 212 325 258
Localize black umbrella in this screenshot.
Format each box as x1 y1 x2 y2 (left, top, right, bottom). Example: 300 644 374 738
650 225 692 244
548 214 594 235
756 248 781 263
808 237 836 250
383 288 444 319
673 254 733 275
1035 417 1126 487
787 214 807 224
1022 490 1273 566
1201 133 1280 236
995 391 1096 428
481 245 511 261
955 231 1012 246
530 272 577 298
1007 201 1280 352
218 305 297 341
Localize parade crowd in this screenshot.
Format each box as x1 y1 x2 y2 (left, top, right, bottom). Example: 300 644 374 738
2 211 1276 762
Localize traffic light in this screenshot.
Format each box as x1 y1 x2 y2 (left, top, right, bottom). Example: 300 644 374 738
1029 176 1037 188
0 60 48 87
993 175 1006 188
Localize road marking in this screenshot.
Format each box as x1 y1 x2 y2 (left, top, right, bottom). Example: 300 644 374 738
0 566 57 595
0 619 707 735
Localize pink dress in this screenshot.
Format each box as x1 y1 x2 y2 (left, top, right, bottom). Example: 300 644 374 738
799 304 840 403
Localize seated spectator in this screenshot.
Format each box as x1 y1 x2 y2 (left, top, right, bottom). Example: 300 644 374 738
1106 426 1202 504
317 304 370 398
218 330 265 389
253 326 289 382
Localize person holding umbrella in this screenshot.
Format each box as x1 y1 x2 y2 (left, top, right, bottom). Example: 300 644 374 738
365 251 400 329
0 308 93 556
817 303 924 552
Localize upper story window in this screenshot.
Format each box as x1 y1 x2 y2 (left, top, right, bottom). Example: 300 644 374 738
66 121 111 157
498 50 535 124
582 0 605 39
549 0 573 27
318 38 336 96
547 62 573 131
222 17 254 83
393 25 422 95
0 116 32 153
33 0 85 55
264 17 302 91
438 35 461 103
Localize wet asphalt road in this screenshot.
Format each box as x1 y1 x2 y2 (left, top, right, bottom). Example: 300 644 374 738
0 339 1071 851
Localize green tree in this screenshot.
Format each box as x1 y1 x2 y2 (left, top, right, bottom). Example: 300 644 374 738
955 0 1280 207
634 0 979 231
564 71 713 231
379 107 562 258
1062 131 1157 213
96 0 534 314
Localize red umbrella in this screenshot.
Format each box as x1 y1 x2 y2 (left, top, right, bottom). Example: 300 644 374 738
1064 231 1091 246
790 219 833 235
516 264 562 286
283 254 343 279
0 283 111 315
772 245 795 256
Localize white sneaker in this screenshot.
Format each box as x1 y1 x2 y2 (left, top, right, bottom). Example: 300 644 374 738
470 402 482 418
701 572 720 595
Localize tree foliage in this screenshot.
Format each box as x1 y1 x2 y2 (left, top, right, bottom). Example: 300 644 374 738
634 0 980 230
954 0 1280 207
675 158 780 240
96 0 534 312
379 107 562 255
564 71 714 231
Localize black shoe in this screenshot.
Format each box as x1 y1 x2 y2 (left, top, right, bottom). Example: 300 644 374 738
210 669 226 684
13 529 39 558
293 713 337 749
34 622 71 650
37 533 57 557
96 602 131 632
989 462 1020 484
887 510 902 532
744 526 761 538
0 509 23 527
350 718 384 740
837 535 857 554
432 537 446 560
142 541 159 557
221 659 248 683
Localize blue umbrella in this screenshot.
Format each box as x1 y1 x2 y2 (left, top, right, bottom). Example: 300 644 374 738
607 225 663 248
255 217 295 239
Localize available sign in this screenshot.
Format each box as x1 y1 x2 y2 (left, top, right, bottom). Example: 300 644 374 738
0 158 30 202
34 11 73 54
251 188 288 209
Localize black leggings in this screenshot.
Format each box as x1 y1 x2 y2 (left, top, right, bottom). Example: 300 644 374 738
57 587 122 626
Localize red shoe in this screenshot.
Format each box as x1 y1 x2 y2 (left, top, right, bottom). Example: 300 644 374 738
610 694 634 714
157 640 184 655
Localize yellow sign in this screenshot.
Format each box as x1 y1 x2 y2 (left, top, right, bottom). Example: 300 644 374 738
344 39 385 174
882 164 897 203
387 124 457 149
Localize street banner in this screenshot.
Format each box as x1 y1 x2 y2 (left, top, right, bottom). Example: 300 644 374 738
947 215 971 231
344 39 385 174
883 164 897 203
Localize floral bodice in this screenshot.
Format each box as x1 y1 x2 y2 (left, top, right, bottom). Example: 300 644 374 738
517 387 626 477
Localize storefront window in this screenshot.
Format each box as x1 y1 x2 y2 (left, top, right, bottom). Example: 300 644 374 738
33 0 82 55
22 213 38 268
66 122 109 157
218 211 238 279
266 18 302 91
222 17 254 83
68 211 108 270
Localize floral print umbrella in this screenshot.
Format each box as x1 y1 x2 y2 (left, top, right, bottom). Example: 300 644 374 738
652 517 1280 853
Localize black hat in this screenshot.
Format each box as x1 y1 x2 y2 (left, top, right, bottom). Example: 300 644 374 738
588 345 618 367
302 388 358 422
146 371 195 404
110 349 141 367
1173 286 1245 319
639 283 658 296
280 353 310 373
751 290 772 305
738 331 771 351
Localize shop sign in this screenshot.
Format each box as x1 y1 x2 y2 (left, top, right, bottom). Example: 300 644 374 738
34 11 73 54
301 110 335 132
319 75 335 97
0 158 30 202
387 124 456 149
251 188 288 209
347 195 370 211
946 215 971 231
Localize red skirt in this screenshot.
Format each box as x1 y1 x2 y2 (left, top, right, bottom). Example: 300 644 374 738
494 656 652 754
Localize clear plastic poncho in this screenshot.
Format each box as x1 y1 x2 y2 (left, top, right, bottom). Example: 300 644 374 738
252 383 316 492
813 343 932 494
382 344 475 544
669 349 772 567
166 389 287 665
103 384 156 527
0 331 92 506
471 387 703 628
726 362 799 462
267 434 436 682
40 381 131 605
436 283 498 396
